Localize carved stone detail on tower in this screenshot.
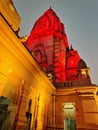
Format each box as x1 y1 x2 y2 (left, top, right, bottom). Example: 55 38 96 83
25 8 91 85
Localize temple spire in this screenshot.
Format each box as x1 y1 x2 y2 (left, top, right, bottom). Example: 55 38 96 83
50 5 52 10
70 44 74 50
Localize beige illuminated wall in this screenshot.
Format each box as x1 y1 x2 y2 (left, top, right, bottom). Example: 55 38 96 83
0 10 55 130
55 86 98 130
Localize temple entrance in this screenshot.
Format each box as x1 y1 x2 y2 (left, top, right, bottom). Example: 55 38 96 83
0 96 16 130
63 102 76 130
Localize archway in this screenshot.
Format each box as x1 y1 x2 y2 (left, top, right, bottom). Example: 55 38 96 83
63 102 76 130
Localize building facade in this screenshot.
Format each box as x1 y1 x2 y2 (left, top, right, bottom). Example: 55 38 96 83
0 1 98 130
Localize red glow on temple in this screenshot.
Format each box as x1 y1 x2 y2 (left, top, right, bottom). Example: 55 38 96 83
25 8 91 84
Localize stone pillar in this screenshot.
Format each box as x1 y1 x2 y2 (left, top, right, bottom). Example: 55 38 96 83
55 100 64 129
52 94 56 128
13 80 29 130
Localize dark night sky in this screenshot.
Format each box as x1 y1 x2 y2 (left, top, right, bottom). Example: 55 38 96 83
14 0 98 85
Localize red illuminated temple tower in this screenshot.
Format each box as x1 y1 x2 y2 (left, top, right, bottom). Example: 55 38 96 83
25 7 91 87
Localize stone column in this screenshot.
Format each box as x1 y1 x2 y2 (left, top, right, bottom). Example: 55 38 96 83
13 80 29 130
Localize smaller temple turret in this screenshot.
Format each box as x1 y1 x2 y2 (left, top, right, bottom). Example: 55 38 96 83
66 45 91 86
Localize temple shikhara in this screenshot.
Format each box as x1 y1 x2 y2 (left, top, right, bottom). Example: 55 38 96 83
25 7 91 86
0 0 98 130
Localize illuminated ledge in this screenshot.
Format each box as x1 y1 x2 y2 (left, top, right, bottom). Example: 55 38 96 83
56 85 98 96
